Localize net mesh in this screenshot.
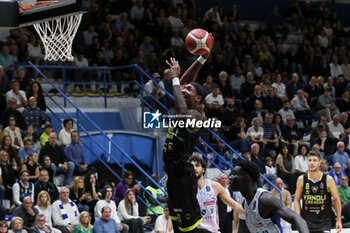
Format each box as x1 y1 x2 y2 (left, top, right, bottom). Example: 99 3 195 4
33 13 83 61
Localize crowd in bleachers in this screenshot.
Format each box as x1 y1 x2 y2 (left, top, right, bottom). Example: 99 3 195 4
2 0 350 231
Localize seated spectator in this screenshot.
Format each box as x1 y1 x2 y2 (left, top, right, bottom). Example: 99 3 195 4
217 71 231 98
113 171 140 205
219 97 239 130
9 217 28 233
246 117 265 152
117 189 144 233
310 116 333 143
94 185 127 233
336 89 350 113
329 162 346 186
39 133 75 186
263 87 282 113
273 113 284 143
74 211 93 233
276 144 297 194
34 191 60 232
315 87 339 122
294 144 309 176
6 79 27 112
40 124 53 147
286 73 302 100
225 117 250 152
3 115 24 149
303 76 321 108
59 118 73 147
34 170 59 204
291 89 312 128
262 113 279 154
246 85 263 113
272 73 287 100
333 141 349 170
282 117 305 156
328 114 345 140
26 81 46 112
229 66 245 97
83 171 99 220
143 174 166 223
52 187 79 233
18 138 36 165
69 177 89 213
22 152 39 183
1 97 25 130
0 135 20 170
40 156 54 183
151 206 172 233
340 112 350 132
94 207 120 233
65 131 88 176
29 214 53 233
320 159 330 174
143 73 166 112
314 129 338 164
0 220 8 233
270 178 292 208
22 96 48 132
337 175 350 206
13 170 34 207
159 69 174 110
278 99 295 124
0 150 15 201
248 99 265 124
13 197 38 231
240 72 256 100
22 126 40 150
260 74 272 96
204 84 224 109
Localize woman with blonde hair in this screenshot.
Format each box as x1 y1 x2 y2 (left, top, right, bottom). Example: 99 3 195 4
117 189 144 233
8 217 27 233
34 190 61 233
69 176 89 213
74 211 93 233
21 152 39 183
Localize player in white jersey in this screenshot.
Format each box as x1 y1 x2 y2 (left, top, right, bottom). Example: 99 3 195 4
231 160 309 233
189 155 244 233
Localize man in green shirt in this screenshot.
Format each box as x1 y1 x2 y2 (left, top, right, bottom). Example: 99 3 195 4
337 175 350 206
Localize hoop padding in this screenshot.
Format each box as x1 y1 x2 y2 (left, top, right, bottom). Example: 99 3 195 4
33 13 82 61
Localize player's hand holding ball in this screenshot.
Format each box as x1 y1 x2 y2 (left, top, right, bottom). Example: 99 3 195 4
185 28 213 59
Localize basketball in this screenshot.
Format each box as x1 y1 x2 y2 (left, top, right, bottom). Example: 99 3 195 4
185 29 214 55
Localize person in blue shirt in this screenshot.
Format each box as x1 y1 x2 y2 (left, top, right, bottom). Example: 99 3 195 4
18 137 36 165
94 206 120 233
332 141 350 169
65 131 88 176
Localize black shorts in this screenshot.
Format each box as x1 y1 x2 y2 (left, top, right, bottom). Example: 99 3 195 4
165 158 203 232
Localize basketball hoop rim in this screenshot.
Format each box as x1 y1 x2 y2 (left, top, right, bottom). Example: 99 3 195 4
19 11 85 28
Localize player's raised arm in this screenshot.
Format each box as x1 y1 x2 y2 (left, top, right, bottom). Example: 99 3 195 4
213 181 245 215
179 53 210 86
260 192 309 233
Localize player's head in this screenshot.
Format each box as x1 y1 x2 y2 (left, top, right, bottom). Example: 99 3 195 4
307 151 321 172
230 160 260 191
189 155 206 178
182 82 205 109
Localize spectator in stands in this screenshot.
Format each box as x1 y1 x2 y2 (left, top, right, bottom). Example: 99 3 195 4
263 87 281 113
3 115 24 149
9 217 28 233
286 73 302 100
95 207 120 233
13 170 34 207
69 177 89 213
94 185 127 233
143 73 167 112
217 173 233 233
65 131 88 176
0 220 8 233
27 36 44 65
316 87 339 122
40 156 54 183
22 97 48 132
229 66 245 97
240 72 256 99
272 73 287 100
0 150 15 201
337 90 350 113
249 100 265 123
117 189 144 233
74 211 93 233
246 85 263 113
6 79 27 112
333 142 349 170
0 45 15 79
219 97 239 129
34 169 58 204
18 138 36 165
39 133 75 186
314 129 338 164
113 171 140 205
39 124 53 147
303 76 321 108
26 81 47 112
13 196 38 231
246 117 264 150
159 69 173 110
225 117 250 152
276 144 297 194
0 65 10 114
0 135 19 170
15 67 30 92
152 205 172 233
337 175 350 206
59 118 73 146
324 76 336 99
217 71 231 98
310 116 332 143
143 174 166 223
167 9 183 32
260 74 272 96
262 113 279 154
1 97 25 130
294 144 309 177
270 178 292 208
52 187 79 233
83 171 99 220
205 84 224 109
282 117 305 156
22 152 39 183
23 126 39 151
278 99 295 124
291 89 312 128
202 74 213 97
29 214 53 233
83 25 98 46
329 162 346 186
328 114 345 140
330 56 343 78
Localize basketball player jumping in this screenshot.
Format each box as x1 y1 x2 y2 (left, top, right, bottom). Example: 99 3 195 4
188 155 244 233
294 151 342 233
163 55 213 233
231 160 309 233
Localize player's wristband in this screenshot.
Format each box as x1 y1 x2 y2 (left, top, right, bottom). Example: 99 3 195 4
197 56 207 65
172 77 180 86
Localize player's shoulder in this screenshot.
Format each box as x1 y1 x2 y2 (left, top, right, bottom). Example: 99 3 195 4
259 191 282 208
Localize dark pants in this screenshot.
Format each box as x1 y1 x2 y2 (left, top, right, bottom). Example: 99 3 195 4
237 219 250 233
219 211 233 233
279 172 297 194
122 218 144 233
295 110 313 127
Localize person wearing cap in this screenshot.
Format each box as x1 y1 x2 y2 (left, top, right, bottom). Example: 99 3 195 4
5 78 27 112
159 68 174 109
143 72 167 112
40 124 53 147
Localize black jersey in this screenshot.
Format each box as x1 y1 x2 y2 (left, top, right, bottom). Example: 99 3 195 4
163 125 203 232
301 172 332 231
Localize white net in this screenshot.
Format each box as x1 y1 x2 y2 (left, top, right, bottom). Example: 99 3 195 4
33 13 83 61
